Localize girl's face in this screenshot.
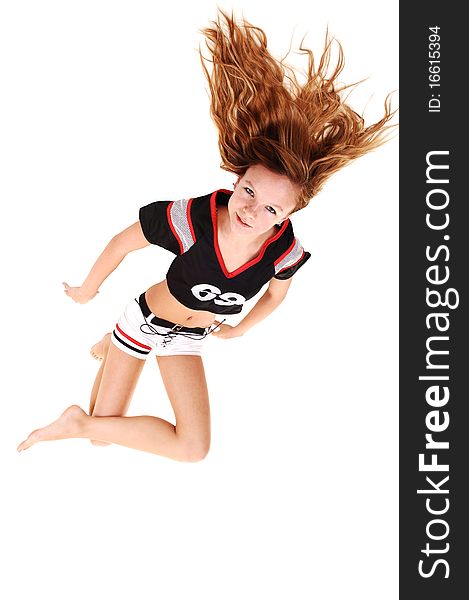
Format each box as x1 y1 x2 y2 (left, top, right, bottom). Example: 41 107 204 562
227 164 299 237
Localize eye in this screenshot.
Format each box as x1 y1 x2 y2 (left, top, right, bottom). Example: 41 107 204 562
266 206 277 215
244 187 254 197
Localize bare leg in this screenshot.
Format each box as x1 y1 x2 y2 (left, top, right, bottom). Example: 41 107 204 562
89 337 145 446
17 350 211 462
89 332 112 416
156 354 210 456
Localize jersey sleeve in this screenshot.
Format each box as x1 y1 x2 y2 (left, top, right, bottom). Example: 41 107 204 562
139 197 196 255
273 238 311 280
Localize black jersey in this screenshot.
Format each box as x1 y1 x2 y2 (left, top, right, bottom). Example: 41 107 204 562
139 189 310 315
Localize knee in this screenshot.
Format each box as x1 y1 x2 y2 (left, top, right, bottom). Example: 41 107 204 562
180 439 210 463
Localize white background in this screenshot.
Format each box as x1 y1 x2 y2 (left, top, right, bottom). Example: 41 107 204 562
1 1 398 598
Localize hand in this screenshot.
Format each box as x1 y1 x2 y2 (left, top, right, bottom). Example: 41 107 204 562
62 282 99 304
211 322 244 339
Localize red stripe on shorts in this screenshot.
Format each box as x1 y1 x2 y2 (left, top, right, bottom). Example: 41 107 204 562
115 323 152 350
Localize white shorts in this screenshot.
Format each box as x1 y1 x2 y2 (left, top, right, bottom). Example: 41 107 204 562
111 294 211 359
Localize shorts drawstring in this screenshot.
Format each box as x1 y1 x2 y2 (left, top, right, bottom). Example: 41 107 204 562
137 300 225 347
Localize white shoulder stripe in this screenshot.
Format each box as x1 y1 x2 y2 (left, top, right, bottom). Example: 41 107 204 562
275 238 304 274
169 198 195 252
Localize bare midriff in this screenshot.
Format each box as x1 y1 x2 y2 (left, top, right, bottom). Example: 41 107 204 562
145 280 217 328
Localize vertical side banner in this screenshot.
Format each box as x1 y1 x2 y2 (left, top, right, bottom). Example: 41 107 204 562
400 2 467 597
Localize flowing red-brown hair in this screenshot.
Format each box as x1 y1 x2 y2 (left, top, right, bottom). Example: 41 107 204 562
199 10 397 211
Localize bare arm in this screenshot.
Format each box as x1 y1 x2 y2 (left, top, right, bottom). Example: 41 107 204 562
212 277 292 339
63 222 150 303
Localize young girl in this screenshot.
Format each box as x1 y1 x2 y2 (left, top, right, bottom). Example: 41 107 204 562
17 11 395 460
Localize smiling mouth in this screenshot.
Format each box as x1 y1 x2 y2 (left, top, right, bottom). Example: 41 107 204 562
236 213 252 228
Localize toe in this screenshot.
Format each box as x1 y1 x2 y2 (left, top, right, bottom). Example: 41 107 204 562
17 435 33 452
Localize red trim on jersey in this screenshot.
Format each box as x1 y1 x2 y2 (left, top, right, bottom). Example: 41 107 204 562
186 197 196 243
274 239 297 268
167 202 184 254
210 190 290 279
115 324 152 350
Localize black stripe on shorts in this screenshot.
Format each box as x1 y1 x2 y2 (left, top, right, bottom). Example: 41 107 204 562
112 330 150 356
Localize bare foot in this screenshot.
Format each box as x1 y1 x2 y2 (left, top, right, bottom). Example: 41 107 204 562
17 405 88 452
90 332 111 361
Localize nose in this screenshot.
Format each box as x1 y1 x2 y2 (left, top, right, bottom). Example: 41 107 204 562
242 201 257 220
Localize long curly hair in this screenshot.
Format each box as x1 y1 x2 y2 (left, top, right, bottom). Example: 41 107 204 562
199 10 397 212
